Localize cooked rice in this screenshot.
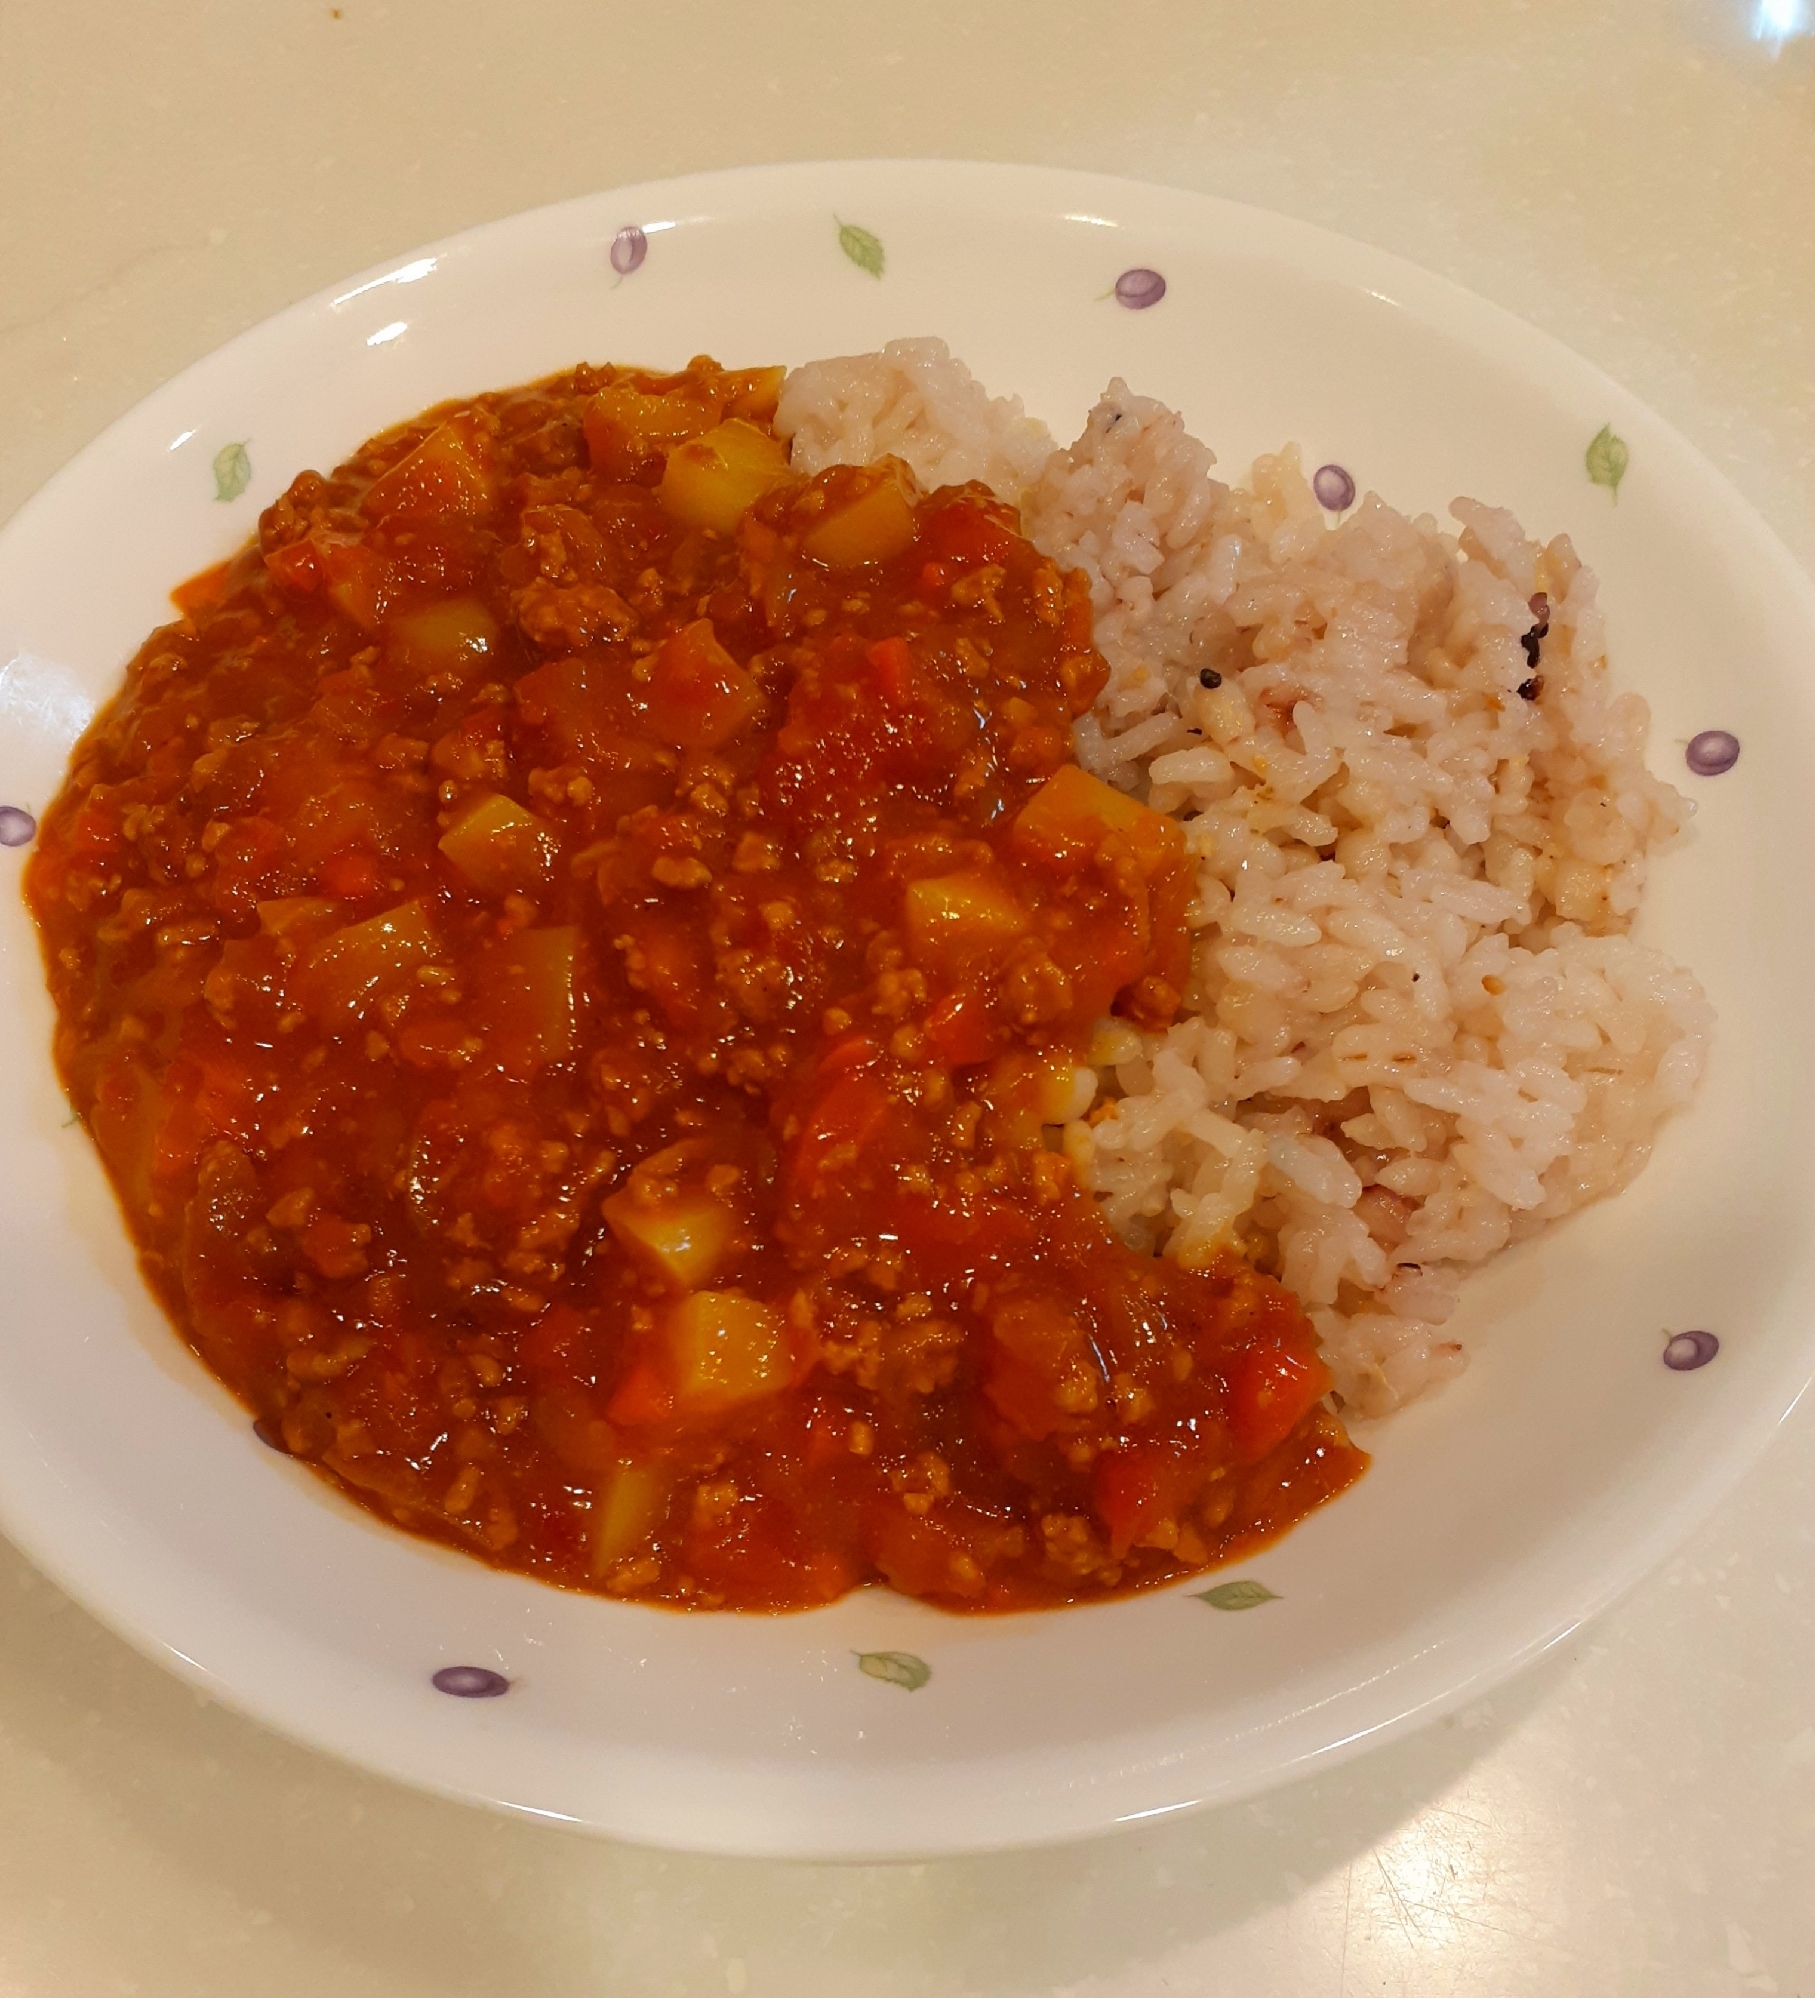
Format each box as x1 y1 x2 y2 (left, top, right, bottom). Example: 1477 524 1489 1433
776 336 1056 503
777 344 1713 1418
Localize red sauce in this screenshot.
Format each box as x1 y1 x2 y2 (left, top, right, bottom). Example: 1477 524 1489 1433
24 357 1364 1611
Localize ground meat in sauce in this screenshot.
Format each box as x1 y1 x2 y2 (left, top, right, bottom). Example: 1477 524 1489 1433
24 357 1364 1612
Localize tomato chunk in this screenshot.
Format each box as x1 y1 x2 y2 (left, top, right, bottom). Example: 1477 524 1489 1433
644 620 764 750
1228 1330 1333 1460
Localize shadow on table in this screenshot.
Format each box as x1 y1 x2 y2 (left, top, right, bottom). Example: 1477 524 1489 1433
0 1535 1568 1998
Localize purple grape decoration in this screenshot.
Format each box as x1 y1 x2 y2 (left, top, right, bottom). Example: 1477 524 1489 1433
1684 730 1740 777
432 1665 510 1698
610 227 648 278
1113 268 1166 311
1312 464 1356 512
1662 1330 1719 1371
0 806 36 848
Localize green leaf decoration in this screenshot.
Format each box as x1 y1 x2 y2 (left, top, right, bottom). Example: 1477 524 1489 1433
1195 1579 1281 1612
1585 423 1629 502
836 218 885 279
855 1649 930 1690
212 441 251 503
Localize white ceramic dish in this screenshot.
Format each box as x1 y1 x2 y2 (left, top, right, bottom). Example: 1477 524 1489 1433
0 160 1811 1861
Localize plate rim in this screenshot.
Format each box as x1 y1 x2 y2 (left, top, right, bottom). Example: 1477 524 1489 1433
2 155 1813 1858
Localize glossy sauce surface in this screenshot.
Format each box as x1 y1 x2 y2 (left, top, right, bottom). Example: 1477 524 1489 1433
26 358 1363 1611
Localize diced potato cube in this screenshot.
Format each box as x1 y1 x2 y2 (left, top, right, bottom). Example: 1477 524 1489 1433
981 1050 1084 1148
361 415 495 520
903 869 1030 975
662 1290 790 1416
643 620 763 750
1013 763 1185 876
256 896 341 952
660 420 792 535
437 792 558 898
722 365 786 423
474 926 580 1073
300 899 438 1029
388 597 499 679
801 471 917 569
592 1461 669 1574
603 1181 738 1290
583 385 720 466
315 536 390 633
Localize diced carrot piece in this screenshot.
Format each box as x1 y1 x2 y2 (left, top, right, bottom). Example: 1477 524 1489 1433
817 1031 883 1078
866 636 917 704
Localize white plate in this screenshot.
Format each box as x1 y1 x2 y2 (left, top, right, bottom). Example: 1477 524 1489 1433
1 160 1811 1860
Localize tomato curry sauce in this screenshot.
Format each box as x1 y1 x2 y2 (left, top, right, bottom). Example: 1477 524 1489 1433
25 357 1363 1611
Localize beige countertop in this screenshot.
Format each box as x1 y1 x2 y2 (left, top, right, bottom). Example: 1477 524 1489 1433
2 2 1812 1991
